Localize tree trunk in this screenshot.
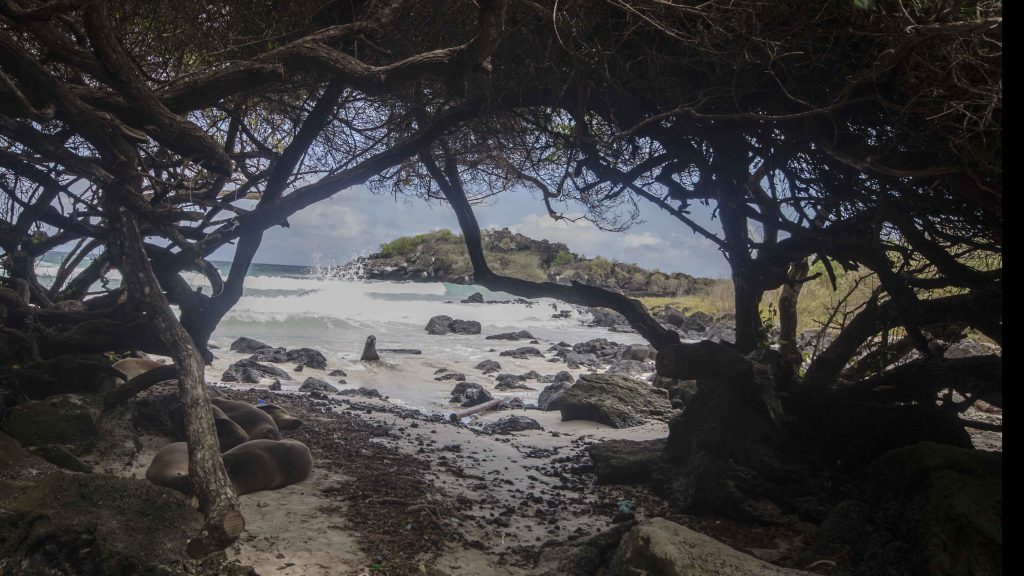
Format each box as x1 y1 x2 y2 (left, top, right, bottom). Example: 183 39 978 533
732 273 764 353
102 185 243 557
778 258 809 383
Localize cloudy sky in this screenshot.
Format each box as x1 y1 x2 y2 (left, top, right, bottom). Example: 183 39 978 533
210 185 732 278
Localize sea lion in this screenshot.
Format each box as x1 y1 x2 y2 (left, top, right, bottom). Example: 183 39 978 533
170 403 250 452
211 397 282 440
145 442 191 494
146 439 313 496
222 439 313 495
112 357 166 381
360 335 380 362
257 403 303 431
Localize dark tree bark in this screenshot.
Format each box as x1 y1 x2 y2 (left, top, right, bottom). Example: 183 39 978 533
777 258 810 384
102 182 242 557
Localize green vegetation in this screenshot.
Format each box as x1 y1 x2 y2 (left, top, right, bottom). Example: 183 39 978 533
371 228 714 296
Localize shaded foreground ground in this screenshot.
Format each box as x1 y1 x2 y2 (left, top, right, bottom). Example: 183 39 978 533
113 384 834 575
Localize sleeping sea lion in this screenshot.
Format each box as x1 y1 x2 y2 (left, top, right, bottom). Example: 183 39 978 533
145 442 191 494
112 357 166 381
146 439 313 496
360 335 380 362
222 439 313 495
211 397 281 440
170 403 250 452
257 403 303 431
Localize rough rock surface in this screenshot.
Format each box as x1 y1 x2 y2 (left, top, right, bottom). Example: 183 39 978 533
814 442 1002 576
449 382 493 407
500 347 544 359
222 359 292 382
586 439 666 485
299 377 339 394
609 518 811 575
475 360 502 374
230 336 271 353
2 394 103 454
537 381 573 411
485 331 535 341
286 348 328 370
482 415 543 435
559 374 671 428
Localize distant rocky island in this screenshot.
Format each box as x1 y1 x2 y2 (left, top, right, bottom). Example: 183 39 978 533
342 228 716 297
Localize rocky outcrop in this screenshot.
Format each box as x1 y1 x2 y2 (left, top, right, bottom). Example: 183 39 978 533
475 360 502 374
537 381 573 411
449 382 493 407
0 468 206 575
586 439 665 485
425 315 482 335
482 415 543 435
299 377 338 394
285 348 328 370
221 358 291 383
559 374 671 428
813 442 1002 576
2 394 103 454
609 518 811 576
485 330 535 341
461 292 484 303
499 347 543 359
230 336 271 353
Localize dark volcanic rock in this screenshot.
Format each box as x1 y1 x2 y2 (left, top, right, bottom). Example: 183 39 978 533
425 315 481 335
434 372 467 382
248 347 288 363
586 439 666 485
426 315 455 335
450 383 493 407
621 344 655 361
565 352 599 369
499 347 543 359
461 292 485 303
813 442 1002 576
606 359 653 378
222 358 291 382
483 415 543 435
475 360 502 374
286 348 328 370
2 394 103 454
537 381 573 411
329 369 348 377
559 373 671 428
589 308 628 327
495 374 533 391
0 471 204 575
337 387 382 399
299 377 338 394
450 319 482 335
230 336 271 353
485 330 535 341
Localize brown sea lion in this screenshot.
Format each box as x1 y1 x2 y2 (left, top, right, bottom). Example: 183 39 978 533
257 403 303 431
112 357 166 381
146 439 313 496
170 403 250 452
145 442 191 494
211 397 281 440
222 439 313 495
360 335 380 362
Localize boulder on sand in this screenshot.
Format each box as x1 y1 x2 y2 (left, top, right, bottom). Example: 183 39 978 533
609 517 812 576
475 360 502 374
425 315 454 335
222 358 291 382
286 348 328 370
586 439 665 485
486 330 535 341
499 347 544 359
559 373 671 428
449 382 493 407
230 336 272 353
299 377 338 394
537 381 573 411
483 415 543 435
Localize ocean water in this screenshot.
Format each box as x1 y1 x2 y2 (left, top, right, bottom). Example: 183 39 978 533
34 255 648 411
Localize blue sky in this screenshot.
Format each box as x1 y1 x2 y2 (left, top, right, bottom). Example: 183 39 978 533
210 185 732 278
